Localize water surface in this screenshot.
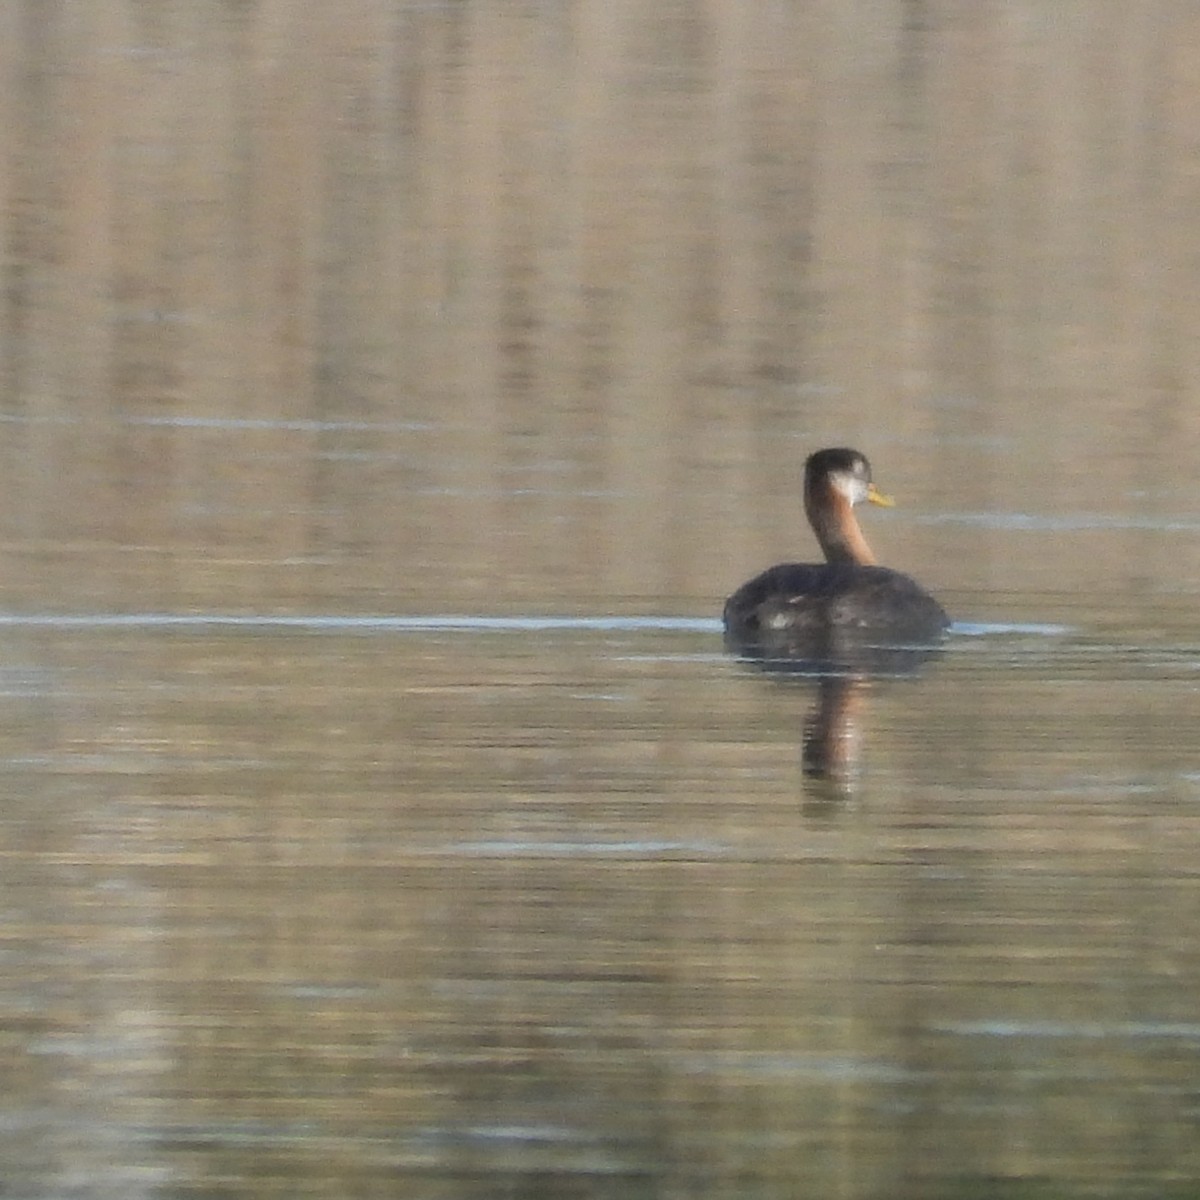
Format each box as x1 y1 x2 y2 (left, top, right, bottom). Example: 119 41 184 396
2 4 1200 1198
3 600 1199 1198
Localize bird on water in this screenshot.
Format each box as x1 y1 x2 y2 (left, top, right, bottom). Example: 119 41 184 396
723 447 949 649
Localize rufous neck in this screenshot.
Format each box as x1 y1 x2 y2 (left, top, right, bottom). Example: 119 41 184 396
804 482 877 566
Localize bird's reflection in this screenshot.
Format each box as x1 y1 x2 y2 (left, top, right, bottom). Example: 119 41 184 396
801 673 867 788
724 624 944 801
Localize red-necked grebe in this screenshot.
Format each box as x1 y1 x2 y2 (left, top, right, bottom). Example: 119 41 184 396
723 447 949 645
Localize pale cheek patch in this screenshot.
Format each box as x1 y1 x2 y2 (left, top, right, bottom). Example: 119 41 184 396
830 470 869 506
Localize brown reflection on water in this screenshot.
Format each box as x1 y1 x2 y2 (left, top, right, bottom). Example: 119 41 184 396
722 613 948 799
802 674 868 791
0 4 1199 613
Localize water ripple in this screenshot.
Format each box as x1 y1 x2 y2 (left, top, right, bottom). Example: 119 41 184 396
0 612 721 633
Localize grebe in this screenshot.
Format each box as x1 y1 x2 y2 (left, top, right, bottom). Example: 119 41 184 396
723 448 949 648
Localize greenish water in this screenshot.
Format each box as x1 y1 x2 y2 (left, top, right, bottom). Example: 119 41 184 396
2 599 1198 1199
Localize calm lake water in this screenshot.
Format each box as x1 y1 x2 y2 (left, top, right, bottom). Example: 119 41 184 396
3 596 1198 1198
3 5 1200 1199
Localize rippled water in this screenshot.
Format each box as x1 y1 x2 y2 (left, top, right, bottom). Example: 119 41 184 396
4 4 1200 1198
3 600 1198 1198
